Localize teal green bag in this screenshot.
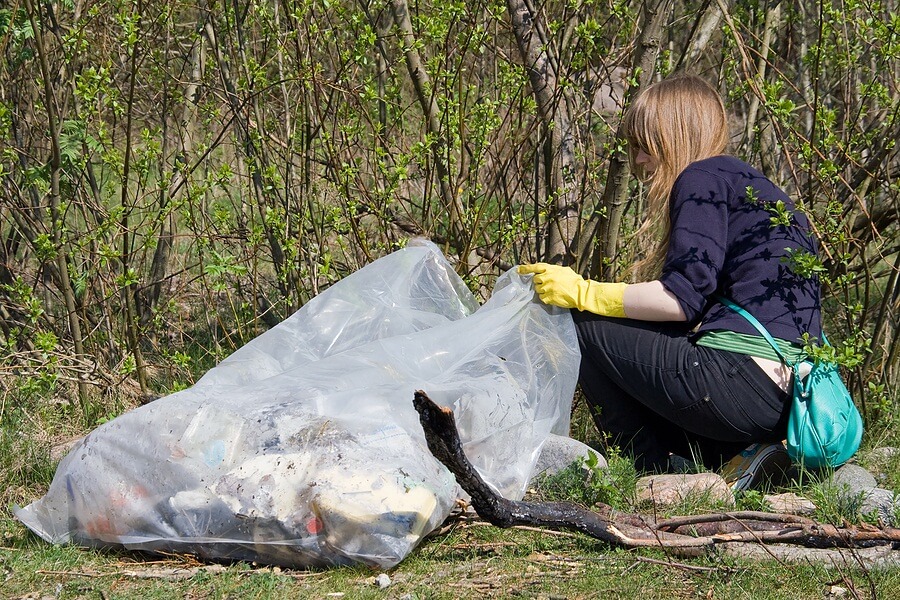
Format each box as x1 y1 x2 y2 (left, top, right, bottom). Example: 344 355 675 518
718 297 863 469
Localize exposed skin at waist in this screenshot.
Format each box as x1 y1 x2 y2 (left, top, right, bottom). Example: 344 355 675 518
753 356 791 392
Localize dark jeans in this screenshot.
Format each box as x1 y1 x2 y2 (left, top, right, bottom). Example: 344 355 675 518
573 310 791 473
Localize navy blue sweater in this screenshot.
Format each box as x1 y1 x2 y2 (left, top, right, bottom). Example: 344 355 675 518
658 155 822 344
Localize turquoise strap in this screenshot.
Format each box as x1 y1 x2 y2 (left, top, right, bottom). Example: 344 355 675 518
716 296 790 365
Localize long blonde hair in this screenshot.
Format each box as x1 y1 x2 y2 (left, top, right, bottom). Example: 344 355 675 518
621 74 729 279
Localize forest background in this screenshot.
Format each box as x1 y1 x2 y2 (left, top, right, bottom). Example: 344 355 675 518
2 0 900 502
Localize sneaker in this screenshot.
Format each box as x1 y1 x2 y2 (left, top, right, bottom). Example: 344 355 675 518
720 442 792 491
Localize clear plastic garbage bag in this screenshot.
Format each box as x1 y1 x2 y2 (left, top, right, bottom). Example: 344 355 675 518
17 240 580 569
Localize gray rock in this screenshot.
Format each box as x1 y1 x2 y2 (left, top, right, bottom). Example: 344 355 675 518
832 463 877 492
532 434 606 479
866 446 900 462
635 473 734 509
861 488 898 526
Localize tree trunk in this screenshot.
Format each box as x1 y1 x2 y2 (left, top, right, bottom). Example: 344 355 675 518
676 0 725 71
743 1 782 168
578 0 673 279
506 0 579 265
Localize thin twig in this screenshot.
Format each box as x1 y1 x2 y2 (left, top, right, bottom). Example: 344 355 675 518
510 525 582 538
633 555 724 574
35 570 100 578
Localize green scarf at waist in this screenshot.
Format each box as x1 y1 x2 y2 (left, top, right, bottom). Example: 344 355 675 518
695 330 808 363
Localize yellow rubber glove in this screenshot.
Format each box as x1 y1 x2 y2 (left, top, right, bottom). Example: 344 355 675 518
517 263 628 317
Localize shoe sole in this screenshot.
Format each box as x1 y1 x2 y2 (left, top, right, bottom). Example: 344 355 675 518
731 448 792 491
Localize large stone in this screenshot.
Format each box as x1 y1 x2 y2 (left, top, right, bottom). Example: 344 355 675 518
531 434 606 479
764 492 817 516
861 488 898 526
832 463 877 493
866 446 900 462
635 473 734 509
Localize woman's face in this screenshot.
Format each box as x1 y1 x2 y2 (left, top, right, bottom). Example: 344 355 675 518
635 149 659 175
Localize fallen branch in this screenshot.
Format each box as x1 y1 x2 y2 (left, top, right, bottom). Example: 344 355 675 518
412 390 900 562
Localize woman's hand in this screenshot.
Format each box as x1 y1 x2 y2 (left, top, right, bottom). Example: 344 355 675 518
517 263 627 317
517 264 688 321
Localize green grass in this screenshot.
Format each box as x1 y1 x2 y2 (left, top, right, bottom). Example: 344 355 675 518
532 445 639 511
1 400 58 510
4 512 900 599
3 384 900 599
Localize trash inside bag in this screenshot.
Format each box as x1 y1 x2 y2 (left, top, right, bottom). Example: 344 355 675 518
17 240 580 568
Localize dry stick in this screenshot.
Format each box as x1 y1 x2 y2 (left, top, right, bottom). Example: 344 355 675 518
511 525 581 539
722 512 789 566
35 570 100 578
633 555 723 574
412 390 655 547
412 390 900 555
